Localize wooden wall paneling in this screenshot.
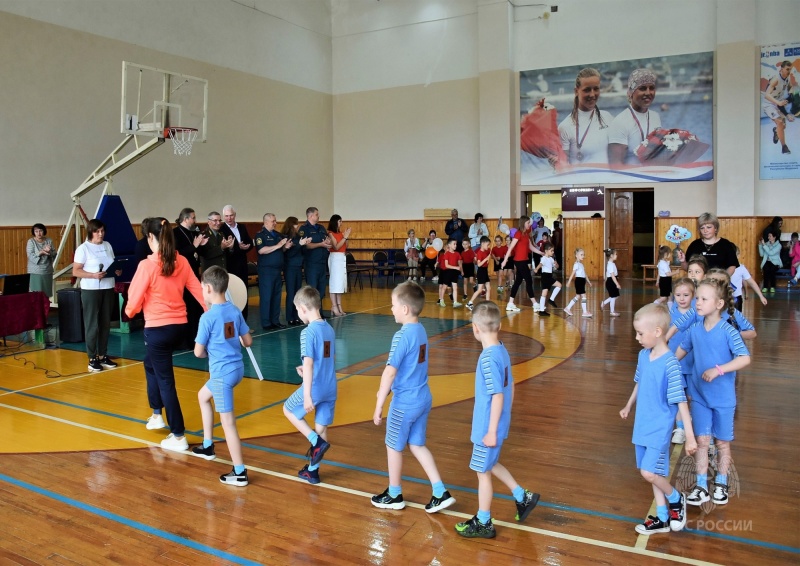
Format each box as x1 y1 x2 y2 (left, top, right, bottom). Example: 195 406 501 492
563 218 604 280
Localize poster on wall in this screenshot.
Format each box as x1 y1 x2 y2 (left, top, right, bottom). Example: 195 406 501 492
519 52 714 185
561 186 604 212
759 42 800 180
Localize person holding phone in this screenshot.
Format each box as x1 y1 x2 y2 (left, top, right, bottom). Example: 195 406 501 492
72 219 121 373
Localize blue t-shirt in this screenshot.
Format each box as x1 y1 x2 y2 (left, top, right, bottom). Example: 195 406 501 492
298 222 329 265
195 301 249 378
721 309 755 332
471 344 514 445
300 320 337 403
668 304 693 377
632 349 686 449
679 318 749 409
386 323 432 409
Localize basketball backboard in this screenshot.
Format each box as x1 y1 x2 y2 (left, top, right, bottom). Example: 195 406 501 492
121 61 207 142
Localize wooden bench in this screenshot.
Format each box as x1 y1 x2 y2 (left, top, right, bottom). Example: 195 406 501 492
641 264 658 282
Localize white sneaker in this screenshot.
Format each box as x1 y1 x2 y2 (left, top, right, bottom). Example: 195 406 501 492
506 303 521 312
532 303 541 312
146 414 167 430
671 428 686 444
453 301 463 308
432 276 439 282
161 433 189 452
582 312 593 318
563 309 573 316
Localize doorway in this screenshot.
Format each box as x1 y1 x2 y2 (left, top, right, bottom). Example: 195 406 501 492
607 189 654 276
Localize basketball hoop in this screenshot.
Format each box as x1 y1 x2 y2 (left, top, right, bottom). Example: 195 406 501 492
165 127 198 156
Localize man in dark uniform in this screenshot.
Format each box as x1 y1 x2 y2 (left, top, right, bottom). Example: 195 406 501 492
298 207 331 312
198 211 233 273
220 204 253 319
254 213 289 330
173 207 207 349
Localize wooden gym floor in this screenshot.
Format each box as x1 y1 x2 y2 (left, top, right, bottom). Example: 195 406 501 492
0 278 797 565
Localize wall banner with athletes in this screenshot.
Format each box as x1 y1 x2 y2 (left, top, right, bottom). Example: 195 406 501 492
519 52 714 185
760 42 800 180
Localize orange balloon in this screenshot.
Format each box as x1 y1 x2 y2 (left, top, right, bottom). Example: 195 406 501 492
425 246 438 259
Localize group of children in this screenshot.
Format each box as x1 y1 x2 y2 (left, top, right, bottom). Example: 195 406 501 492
175 271 539 539
621 253 753 535
172 242 757 540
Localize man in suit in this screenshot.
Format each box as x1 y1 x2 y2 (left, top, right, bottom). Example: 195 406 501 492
220 205 253 319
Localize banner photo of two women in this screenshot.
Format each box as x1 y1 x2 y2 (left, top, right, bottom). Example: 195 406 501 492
759 41 800 180
519 52 714 185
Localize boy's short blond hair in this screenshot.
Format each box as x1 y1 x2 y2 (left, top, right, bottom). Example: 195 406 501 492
201 265 229 293
633 303 670 333
471 301 501 332
393 281 425 316
294 286 321 310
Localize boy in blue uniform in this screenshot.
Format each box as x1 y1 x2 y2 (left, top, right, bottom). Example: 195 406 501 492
283 286 337 484
191 266 253 486
371 281 455 513
454 301 540 538
620 304 697 534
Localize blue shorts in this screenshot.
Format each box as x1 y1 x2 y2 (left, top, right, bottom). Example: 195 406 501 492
469 442 503 473
690 400 735 441
385 400 431 451
635 444 670 477
284 385 336 426
205 368 244 413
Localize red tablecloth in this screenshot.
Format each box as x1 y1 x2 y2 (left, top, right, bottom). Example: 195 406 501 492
0 292 50 336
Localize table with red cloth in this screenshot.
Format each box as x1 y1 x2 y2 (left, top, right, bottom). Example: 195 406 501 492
0 291 50 338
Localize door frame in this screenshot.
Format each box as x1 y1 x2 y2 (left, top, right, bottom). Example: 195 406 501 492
606 188 654 276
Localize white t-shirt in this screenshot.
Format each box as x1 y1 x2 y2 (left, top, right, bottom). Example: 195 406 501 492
731 265 751 298
657 259 672 277
606 260 618 278
540 256 556 274
74 241 116 290
558 109 614 165
762 72 791 113
572 261 586 279
607 106 662 164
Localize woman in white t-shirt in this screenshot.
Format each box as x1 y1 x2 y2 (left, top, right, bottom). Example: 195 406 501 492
558 68 614 165
72 219 119 373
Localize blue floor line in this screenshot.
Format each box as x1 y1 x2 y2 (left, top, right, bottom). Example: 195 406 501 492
0 472 261 565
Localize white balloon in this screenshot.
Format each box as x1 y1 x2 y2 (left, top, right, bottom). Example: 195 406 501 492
432 238 444 251
225 273 248 312
498 223 510 235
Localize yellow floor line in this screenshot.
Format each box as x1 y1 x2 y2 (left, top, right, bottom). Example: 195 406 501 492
0 401 720 566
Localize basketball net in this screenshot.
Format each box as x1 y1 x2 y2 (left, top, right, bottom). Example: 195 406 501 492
167 127 198 156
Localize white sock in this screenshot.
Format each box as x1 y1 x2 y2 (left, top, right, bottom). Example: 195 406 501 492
567 297 578 310
581 299 588 313
610 297 617 312
602 298 610 306
539 296 546 310
551 287 561 301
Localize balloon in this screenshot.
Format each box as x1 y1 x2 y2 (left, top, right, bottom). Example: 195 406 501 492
498 223 510 235
531 211 542 224
225 273 248 312
509 228 518 237
432 238 444 251
425 246 438 260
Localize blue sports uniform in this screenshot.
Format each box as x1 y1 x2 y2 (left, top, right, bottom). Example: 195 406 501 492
284 319 337 425
195 301 249 413
384 323 432 451
469 343 513 473
254 226 285 327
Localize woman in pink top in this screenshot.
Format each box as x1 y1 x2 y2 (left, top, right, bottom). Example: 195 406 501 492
126 217 205 453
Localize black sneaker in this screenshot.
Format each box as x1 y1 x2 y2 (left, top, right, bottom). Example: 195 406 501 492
371 488 405 509
547 299 558 308
686 485 710 506
783 145 791 154
425 491 456 514
306 438 330 466
635 515 670 535
454 515 496 539
712 483 729 505
538 310 551 317
668 493 687 531
220 467 248 486
515 490 540 521
98 356 118 369
462 294 468 301
773 127 779 144
298 464 320 485
88 357 103 372
191 443 216 461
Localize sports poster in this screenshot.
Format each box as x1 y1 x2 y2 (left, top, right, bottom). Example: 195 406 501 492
519 52 714 185
759 42 800 180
